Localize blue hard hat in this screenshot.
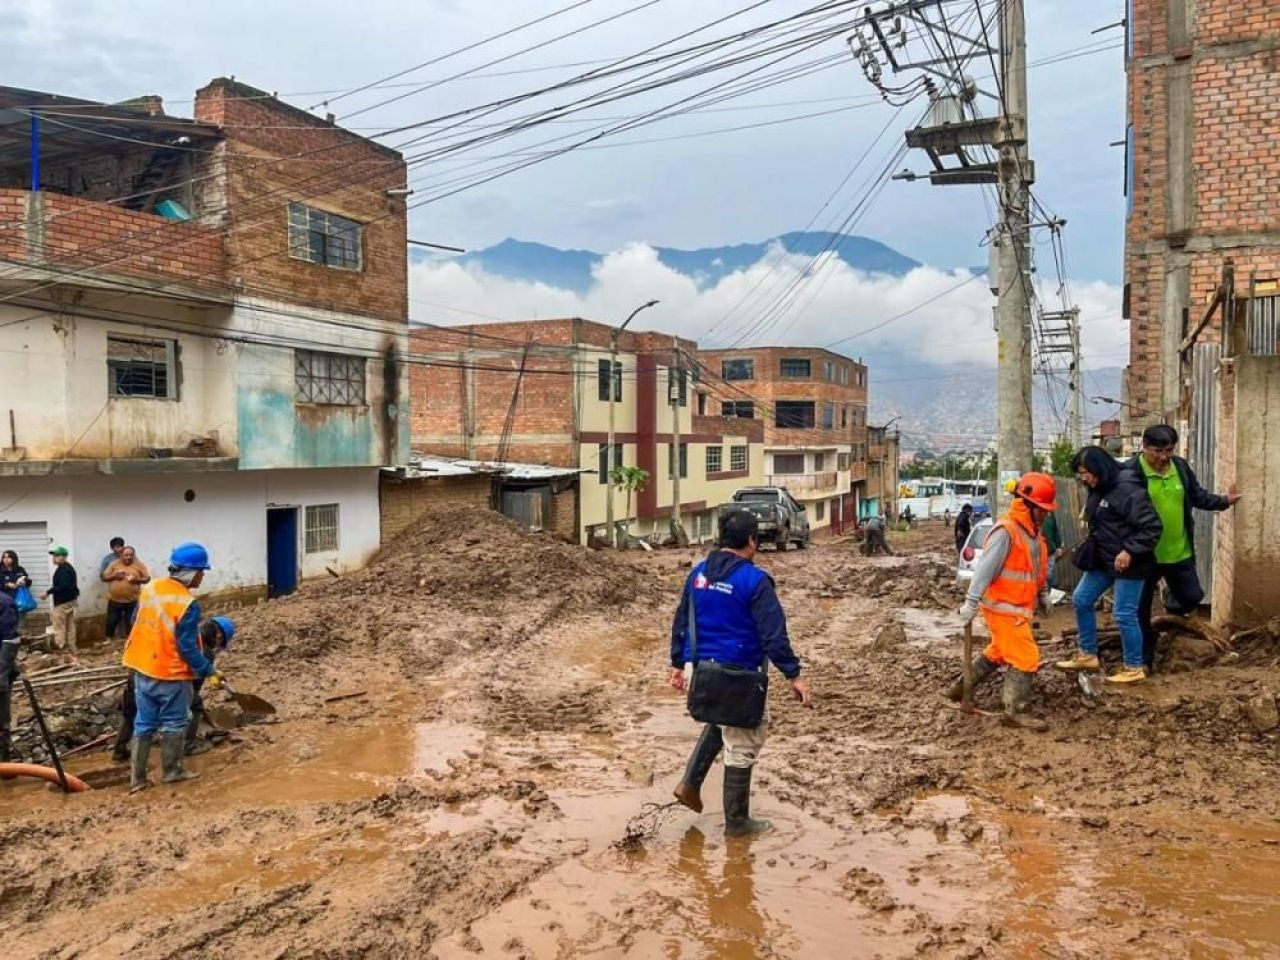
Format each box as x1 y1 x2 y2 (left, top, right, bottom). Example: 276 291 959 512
169 541 211 570
210 615 236 647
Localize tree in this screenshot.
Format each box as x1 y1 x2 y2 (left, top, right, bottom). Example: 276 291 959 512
610 465 650 548
1049 437 1076 477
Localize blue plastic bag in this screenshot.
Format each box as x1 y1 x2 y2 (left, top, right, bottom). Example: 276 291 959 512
13 585 36 614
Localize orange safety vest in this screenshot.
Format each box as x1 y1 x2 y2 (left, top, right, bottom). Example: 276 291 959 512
121 578 197 681
979 501 1048 619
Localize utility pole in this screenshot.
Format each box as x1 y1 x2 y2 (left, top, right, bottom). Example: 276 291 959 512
1069 308 1084 448
669 336 687 545
852 0 1036 512
994 0 1034 508
606 299 658 548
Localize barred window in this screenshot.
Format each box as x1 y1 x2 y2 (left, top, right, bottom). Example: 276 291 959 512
295 350 366 405
730 445 748 471
107 335 178 400
288 203 362 270
838 453 850 471
305 504 339 553
706 445 722 474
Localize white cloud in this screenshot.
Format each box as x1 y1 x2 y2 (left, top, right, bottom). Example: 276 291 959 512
409 243 1125 369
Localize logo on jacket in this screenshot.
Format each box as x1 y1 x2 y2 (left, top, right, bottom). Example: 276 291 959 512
694 573 709 589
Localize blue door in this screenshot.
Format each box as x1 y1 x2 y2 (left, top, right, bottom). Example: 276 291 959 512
266 507 298 598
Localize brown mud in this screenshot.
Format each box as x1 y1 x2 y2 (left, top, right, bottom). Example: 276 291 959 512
0 508 1276 959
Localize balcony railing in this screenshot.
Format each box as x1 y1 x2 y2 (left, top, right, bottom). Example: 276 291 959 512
767 471 837 492
848 460 867 483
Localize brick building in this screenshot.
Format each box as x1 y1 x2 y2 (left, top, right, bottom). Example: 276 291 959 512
694 347 869 533
1122 0 1279 433
1122 1 1280 629
0 80 409 630
410 319 765 545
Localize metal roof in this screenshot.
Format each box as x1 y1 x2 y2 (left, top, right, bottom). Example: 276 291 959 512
388 455 586 481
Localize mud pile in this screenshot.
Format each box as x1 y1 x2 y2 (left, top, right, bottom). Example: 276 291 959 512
232 505 664 668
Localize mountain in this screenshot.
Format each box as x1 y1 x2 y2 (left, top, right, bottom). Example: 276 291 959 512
416 232 922 292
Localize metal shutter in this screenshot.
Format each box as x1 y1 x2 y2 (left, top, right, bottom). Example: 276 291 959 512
0 522 51 595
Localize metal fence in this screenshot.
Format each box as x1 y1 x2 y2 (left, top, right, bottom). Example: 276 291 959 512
1049 477 1086 593
1247 293 1279 356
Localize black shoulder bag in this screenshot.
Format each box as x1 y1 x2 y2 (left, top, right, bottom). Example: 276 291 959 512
684 583 768 729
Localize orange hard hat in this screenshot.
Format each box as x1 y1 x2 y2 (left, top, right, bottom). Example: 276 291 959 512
1014 471 1057 511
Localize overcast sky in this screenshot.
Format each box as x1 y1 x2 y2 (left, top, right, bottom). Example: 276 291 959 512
4 0 1127 280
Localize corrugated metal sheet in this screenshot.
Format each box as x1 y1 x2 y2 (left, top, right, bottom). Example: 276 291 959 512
1050 479 1085 593
1247 294 1279 356
501 490 545 530
1188 342 1220 593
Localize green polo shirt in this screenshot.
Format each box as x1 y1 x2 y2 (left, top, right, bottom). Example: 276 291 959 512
1139 456 1192 564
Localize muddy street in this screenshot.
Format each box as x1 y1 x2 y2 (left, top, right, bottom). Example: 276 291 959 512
0 508 1276 960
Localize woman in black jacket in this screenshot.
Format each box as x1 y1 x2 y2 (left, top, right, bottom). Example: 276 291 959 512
1056 446 1163 684
0 551 32 632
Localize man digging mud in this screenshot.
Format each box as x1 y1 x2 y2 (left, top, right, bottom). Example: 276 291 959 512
668 510 812 836
950 473 1057 731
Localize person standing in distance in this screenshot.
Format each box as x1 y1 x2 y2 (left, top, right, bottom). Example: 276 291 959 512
668 510 812 837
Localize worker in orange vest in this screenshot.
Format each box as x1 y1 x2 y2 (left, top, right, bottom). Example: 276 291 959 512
121 542 224 792
949 473 1056 731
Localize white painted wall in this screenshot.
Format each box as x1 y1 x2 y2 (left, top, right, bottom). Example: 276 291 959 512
0 467 380 613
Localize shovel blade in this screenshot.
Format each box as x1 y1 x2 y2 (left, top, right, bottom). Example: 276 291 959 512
227 689 277 715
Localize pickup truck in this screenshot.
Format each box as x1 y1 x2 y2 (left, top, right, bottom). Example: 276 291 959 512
719 487 810 550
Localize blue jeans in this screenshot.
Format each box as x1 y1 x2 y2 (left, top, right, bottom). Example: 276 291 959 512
1073 571 1145 668
133 676 192 737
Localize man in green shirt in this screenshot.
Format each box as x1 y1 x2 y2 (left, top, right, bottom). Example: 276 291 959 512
1125 424 1241 671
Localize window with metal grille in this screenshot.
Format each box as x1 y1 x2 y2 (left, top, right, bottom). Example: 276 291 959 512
722 358 754 381
730 445 748 471
773 453 805 474
838 453 850 471
598 442 623 484
721 400 755 419
780 358 810 379
107 335 178 399
304 504 339 553
706 445 722 474
775 401 814 428
295 350 366 405
597 359 622 401
288 203 362 270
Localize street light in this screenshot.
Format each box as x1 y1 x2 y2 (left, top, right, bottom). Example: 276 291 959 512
607 299 659 548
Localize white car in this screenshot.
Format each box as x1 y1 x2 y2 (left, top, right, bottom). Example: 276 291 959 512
955 517 995 586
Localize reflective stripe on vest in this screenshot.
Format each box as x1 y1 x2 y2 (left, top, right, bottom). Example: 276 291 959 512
121 578 196 681
979 515 1046 619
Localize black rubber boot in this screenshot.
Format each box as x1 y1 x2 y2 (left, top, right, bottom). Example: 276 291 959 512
184 710 211 756
130 735 153 794
159 732 200 784
723 765 771 837
1000 670 1048 732
111 718 132 764
673 724 723 813
946 654 999 702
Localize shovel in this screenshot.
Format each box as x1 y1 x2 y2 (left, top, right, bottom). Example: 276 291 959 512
221 681 276 715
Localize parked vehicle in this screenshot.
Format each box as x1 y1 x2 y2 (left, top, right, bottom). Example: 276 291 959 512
720 487 810 550
955 517 995 587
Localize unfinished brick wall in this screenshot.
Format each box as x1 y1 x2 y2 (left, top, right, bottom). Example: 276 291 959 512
195 79 408 323
0 188 227 290
548 484 578 542
695 347 868 449
379 473 493 541
1124 0 1280 427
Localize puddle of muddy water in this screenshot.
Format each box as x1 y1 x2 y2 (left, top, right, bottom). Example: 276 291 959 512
899 607 962 647
429 763 990 960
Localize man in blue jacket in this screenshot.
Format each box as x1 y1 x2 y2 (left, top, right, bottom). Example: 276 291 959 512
668 510 812 836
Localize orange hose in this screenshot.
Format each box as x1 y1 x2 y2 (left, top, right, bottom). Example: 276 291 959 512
0 763 91 792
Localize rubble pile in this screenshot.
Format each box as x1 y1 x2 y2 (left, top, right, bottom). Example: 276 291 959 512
11 695 120 763
233 505 666 663
843 555 959 610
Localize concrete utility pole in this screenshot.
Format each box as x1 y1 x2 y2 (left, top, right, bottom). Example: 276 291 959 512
994 0 1034 509
852 0 1037 513
1070 308 1084 448
669 335 686 544
606 299 658 548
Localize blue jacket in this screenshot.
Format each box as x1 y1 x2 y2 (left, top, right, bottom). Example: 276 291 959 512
669 550 800 679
